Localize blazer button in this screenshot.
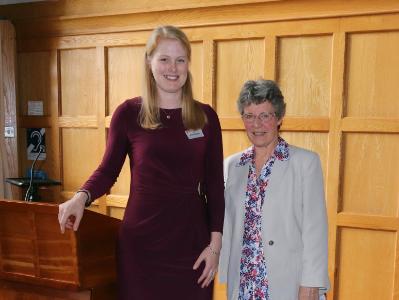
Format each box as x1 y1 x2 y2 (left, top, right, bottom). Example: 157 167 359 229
268 240 274 246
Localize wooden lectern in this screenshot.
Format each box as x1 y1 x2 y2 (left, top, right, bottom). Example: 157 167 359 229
0 199 120 299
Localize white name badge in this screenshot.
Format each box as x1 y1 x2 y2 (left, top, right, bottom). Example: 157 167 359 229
185 129 204 139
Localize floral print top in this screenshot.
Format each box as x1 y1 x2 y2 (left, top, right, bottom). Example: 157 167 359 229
237 137 289 300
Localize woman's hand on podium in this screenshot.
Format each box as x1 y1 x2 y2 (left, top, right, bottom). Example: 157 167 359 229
58 193 86 233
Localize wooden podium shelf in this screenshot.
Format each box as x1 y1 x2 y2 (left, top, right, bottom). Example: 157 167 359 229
0 199 120 299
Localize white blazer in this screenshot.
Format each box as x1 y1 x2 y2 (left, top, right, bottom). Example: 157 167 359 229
219 145 330 300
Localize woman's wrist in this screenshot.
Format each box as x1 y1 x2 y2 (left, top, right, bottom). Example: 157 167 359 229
209 231 222 253
75 189 91 207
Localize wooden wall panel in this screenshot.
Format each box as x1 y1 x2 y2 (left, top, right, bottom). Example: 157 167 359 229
18 52 52 116
59 47 107 209
61 128 103 191
277 35 332 117
60 48 98 116
2 1 399 299
345 31 399 118
336 228 396 300
341 133 399 216
107 45 145 115
216 39 265 117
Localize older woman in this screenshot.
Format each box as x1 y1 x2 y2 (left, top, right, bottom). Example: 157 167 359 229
219 79 330 300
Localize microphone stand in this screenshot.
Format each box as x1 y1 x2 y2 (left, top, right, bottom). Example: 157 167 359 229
24 146 44 202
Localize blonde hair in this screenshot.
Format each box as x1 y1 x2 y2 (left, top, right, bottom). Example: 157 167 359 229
139 25 207 130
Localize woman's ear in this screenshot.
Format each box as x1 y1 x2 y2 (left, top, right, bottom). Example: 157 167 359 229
146 53 151 65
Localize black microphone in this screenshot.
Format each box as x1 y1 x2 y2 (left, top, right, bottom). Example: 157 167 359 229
24 145 44 202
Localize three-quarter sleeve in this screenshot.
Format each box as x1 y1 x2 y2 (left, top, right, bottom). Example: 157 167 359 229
300 153 329 290
204 105 225 233
81 101 130 200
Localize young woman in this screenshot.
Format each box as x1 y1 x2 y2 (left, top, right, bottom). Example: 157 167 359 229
58 25 224 300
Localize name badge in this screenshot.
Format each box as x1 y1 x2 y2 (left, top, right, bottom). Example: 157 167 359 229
185 129 204 139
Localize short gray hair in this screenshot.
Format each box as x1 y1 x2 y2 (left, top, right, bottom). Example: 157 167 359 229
237 79 286 119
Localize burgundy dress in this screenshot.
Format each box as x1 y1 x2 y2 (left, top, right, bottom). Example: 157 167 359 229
82 97 224 300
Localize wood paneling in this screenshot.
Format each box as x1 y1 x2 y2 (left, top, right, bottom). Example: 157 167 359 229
2 0 399 299
60 48 98 116
18 52 52 116
336 228 396 300
4 0 399 38
277 35 332 117
61 129 103 192
216 39 265 117
340 133 399 216
107 45 145 114
16 51 61 202
345 31 399 118
0 0 280 20
0 21 19 200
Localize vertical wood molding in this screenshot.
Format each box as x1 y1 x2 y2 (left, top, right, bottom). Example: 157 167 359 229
326 31 346 300
203 39 216 108
0 22 5 199
264 35 276 80
394 236 399 299
50 49 62 202
0 20 19 199
96 46 108 215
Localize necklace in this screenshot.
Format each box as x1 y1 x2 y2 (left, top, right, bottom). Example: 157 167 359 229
160 108 178 120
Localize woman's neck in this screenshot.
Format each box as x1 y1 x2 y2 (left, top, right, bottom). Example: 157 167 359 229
157 90 182 109
254 139 278 176
254 147 273 165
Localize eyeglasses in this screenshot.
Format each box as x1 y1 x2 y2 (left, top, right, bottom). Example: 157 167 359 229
242 112 276 123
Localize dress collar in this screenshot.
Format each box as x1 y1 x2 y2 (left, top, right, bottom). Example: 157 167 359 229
237 136 290 167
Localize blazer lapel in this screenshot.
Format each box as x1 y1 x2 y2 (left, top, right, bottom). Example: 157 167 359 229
233 162 250 197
